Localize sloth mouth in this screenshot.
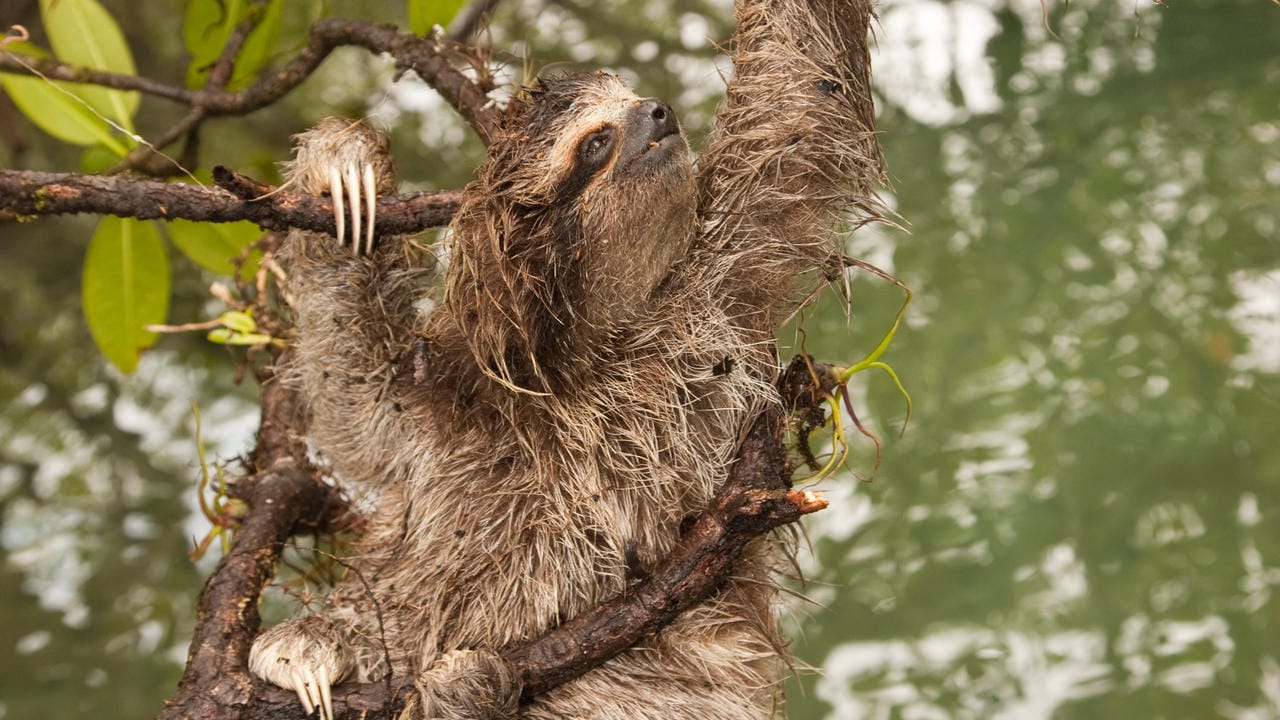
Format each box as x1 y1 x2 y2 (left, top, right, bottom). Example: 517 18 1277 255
614 131 686 179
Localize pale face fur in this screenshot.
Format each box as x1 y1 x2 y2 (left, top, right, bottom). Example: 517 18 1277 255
524 74 697 311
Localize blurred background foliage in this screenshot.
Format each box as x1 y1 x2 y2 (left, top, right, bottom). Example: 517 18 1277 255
0 0 1277 718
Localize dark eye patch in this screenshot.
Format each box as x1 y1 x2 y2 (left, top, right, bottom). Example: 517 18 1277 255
555 126 617 203
577 127 616 171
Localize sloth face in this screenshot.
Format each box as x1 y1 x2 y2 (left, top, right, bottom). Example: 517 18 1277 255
459 72 699 356
510 72 698 320
534 73 692 196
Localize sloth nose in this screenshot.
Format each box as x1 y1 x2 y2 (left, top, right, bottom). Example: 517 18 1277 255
637 99 679 141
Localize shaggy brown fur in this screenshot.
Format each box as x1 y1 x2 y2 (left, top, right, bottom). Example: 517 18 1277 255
248 1 883 718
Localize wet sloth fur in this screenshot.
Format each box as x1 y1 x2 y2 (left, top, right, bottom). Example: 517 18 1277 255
248 1 883 718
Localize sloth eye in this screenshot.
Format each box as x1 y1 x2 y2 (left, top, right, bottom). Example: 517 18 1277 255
577 128 616 169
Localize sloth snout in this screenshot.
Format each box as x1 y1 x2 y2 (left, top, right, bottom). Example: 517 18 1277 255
637 99 679 141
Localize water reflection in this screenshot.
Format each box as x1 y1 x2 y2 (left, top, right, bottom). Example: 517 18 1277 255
0 313 257 716
787 1 1279 718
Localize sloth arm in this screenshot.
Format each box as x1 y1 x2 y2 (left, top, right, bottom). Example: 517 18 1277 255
275 119 436 493
694 0 884 324
279 233 433 488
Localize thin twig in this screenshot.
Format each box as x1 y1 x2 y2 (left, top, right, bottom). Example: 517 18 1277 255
0 50 199 101
109 0 273 175
206 0 274 90
0 19 502 145
108 107 207 176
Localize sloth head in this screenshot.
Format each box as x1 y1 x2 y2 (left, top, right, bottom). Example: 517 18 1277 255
485 71 697 312
446 72 697 388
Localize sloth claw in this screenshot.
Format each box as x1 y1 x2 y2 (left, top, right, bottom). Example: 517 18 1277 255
318 663 334 720
248 619 348 720
326 160 378 255
363 163 377 256
290 666 315 717
327 165 345 248
258 656 337 720
288 664 334 720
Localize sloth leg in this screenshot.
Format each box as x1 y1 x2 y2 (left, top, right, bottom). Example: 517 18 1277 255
248 614 355 720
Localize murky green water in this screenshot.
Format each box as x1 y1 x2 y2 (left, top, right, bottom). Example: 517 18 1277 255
2 1 1277 718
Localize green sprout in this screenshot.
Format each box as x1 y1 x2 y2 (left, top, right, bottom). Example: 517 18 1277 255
798 260 913 484
206 308 281 347
189 401 247 560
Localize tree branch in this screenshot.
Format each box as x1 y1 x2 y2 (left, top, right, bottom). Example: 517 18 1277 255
0 50 198 102
108 0 273 174
0 19 501 146
0 168 461 234
205 0 275 91
314 21 501 144
157 358 328 720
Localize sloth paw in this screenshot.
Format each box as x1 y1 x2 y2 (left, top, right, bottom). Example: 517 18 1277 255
288 118 395 257
412 649 521 720
248 617 353 720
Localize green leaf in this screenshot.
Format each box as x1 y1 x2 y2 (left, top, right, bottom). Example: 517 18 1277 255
229 0 282 90
39 0 140 133
408 0 467 36
220 310 257 334
80 144 118 173
223 331 273 346
206 327 272 346
0 43 129 152
82 217 170 373
167 218 262 277
183 0 283 90
206 327 232 344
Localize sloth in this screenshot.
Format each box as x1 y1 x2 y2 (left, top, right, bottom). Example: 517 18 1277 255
248 1 882 718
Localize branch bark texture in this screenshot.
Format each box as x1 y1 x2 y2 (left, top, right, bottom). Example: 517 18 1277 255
0 168 461 234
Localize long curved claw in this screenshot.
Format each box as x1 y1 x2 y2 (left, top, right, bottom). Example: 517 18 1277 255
328 165 346 247
289 665 334 720
290 118 389 254
344 163 362 256
291 667 316 717
317 662 334 720
248 618 349 720
362 163 377 256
